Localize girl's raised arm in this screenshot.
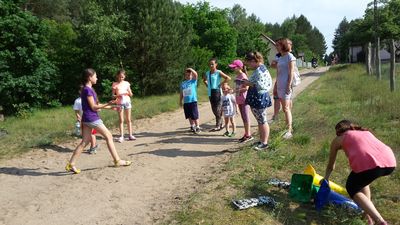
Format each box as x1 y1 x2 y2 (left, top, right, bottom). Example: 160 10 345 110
219 70 231 82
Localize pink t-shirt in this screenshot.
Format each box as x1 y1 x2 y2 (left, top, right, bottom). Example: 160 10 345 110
234 72 248 105
342 130 396 173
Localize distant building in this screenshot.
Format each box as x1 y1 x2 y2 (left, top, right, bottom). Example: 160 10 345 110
349 45 393 63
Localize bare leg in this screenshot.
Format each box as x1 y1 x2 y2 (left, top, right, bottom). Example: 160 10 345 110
90 133 96 148
124 108 132 136
94 124 122 163
69 125 92 165
280 98 293 132
273 97 280 119
353 186 385 224
224 117 230 133
118 109 124 138
230 117 236 133
258 123 270 144
189 118 194 127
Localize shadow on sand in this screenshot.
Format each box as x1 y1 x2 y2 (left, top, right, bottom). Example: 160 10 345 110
130 147 238 158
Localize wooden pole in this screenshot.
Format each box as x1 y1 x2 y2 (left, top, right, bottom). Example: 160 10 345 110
376 37 381 80
374 0 382 80
389 39 396 92
366 42 372 75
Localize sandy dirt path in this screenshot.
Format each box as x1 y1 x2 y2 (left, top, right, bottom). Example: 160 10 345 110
0 67 328 225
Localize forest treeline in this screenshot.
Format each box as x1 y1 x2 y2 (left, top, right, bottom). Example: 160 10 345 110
0 0 326 116
332 0 400 63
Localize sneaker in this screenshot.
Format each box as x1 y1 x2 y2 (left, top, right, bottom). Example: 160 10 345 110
239 135 254 143
254 143 269 151
190 126 195 132
228 132 236 137
128 135 136 141
116 136 124 143
88 145 98 154
210 127 220 132
283 131 293 139
223 131 230 137
194 127 201 134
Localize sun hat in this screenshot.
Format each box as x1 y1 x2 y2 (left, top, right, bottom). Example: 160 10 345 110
229 59 244 69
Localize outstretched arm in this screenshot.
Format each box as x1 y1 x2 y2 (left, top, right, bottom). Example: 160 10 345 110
324 136 343 180
87 96 115 111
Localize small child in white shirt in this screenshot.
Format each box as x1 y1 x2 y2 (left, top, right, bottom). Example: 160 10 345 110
221 82 238 137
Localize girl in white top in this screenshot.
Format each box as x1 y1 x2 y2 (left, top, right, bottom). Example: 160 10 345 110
112 70 135 142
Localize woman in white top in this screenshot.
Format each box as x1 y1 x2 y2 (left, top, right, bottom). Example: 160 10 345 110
276 38 295 139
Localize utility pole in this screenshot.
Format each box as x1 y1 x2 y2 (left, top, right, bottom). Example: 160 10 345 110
374 0 381 80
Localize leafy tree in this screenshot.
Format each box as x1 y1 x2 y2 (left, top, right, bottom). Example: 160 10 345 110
183 2 237 59
77 1 128 93
0 0 57 115
295 15 312 36
265 22 283 40
228 5 268 58
23 0 72 22
332 17 350 63
43 19 82 104
309 27 327 58
125 0 192 96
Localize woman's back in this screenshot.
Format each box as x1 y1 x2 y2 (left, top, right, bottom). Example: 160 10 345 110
342 130 396 172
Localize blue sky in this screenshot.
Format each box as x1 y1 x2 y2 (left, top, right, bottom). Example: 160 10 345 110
177 0 370 54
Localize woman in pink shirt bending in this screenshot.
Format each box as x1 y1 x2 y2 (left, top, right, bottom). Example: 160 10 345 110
324 120 396 225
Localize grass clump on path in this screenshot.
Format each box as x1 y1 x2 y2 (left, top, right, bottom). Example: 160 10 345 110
165 64 400 225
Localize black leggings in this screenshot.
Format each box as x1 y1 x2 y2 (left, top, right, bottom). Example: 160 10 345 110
209 89 222 127
346 167 395 198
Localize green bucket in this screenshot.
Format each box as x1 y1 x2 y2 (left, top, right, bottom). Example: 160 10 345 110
289 174 319 203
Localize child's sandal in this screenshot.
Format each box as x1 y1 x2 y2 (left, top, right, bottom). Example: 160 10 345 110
65 163 81 174
114 160 132 167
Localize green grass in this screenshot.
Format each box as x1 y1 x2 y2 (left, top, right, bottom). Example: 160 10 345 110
0 80 211 160
164 64 400 225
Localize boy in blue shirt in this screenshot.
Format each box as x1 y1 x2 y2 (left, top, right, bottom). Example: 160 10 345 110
179 68 201 133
